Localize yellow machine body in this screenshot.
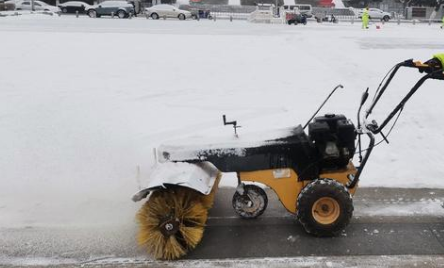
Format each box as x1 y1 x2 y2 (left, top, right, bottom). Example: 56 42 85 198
239 163 358 214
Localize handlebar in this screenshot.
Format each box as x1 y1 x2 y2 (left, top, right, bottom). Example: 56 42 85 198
364 59 443 135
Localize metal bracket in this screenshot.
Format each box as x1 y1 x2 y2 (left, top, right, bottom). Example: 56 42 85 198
235 183 245 195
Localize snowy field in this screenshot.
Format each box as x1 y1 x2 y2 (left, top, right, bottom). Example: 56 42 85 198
1 15 444 229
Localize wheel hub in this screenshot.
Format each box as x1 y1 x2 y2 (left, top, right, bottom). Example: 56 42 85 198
237 194 260 213
312 197 340 225
321 204 329 212
159 217 180 236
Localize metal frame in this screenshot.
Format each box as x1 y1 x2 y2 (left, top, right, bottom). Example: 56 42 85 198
348 59 444 189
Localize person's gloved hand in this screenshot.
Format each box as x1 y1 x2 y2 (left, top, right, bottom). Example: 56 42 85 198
424 58 442 69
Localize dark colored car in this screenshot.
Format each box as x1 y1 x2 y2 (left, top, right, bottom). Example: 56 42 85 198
0 0 15 11
286 13 307 25
190 9 212 20
58 1 92 14
86 0 134 18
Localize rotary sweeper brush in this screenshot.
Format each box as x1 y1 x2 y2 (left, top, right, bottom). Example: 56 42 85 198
132 55 444 260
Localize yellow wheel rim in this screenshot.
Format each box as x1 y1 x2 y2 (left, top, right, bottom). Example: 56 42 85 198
311 197 340 225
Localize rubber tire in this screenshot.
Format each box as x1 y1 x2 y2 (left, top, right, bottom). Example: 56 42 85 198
297 178 353 237
87 9 95 18
383 15 390 22
62 7 67 13
117 10 126 19
178 13 185 20
232 184 268 219
151 12 159 20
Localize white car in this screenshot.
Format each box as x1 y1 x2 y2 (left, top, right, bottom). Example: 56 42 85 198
145 4 191 20
356 8 391 22
14 0 60 12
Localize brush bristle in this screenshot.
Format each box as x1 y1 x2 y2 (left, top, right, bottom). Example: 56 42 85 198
136 174 221 260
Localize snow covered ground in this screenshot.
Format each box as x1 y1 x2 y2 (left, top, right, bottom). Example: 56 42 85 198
1 15 444 230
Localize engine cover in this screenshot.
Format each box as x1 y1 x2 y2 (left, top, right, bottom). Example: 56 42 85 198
308 114 357 170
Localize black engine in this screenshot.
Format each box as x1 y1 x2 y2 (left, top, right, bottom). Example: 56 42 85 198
308 114 357 169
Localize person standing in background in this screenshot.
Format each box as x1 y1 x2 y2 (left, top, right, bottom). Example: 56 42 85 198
362 7 369 29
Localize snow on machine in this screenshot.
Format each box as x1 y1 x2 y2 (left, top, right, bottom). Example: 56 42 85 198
133 55 444 260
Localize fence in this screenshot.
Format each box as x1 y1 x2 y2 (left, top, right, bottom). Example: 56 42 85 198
210 12 250 20
179 4 256 14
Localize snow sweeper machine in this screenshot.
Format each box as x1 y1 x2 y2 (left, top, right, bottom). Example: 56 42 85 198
132 54 444 260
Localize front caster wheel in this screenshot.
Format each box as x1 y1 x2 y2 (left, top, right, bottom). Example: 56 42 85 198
232 184 268 219
297 178 353 236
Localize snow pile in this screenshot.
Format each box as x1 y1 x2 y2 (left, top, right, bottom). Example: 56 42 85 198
358 198 444 217
0 10 58 16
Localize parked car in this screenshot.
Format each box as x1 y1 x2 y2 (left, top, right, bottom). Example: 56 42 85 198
281 4 312 18
58 1 92 14
356 8 391 21
14 0 60 12
86 0 134 18
0 0 15 11
145 4 192 20
189 8 212 20
286 13 307 25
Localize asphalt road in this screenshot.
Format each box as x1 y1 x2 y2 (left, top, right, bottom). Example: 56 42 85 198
1 188 444 267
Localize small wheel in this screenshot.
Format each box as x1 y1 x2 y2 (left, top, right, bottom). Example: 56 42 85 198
178 13 185 20
297 178 353 236
62 7 67 13
151 12 159 20
117 10 126 19
232 184 268 219
383 15 390 22
87 9 96 18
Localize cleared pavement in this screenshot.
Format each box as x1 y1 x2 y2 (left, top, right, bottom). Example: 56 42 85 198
1 188 444 267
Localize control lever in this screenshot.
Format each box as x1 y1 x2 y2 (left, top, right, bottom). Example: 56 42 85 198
366 120 390 144
366 120 379 133
360 88 369 106
223 115 241 137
